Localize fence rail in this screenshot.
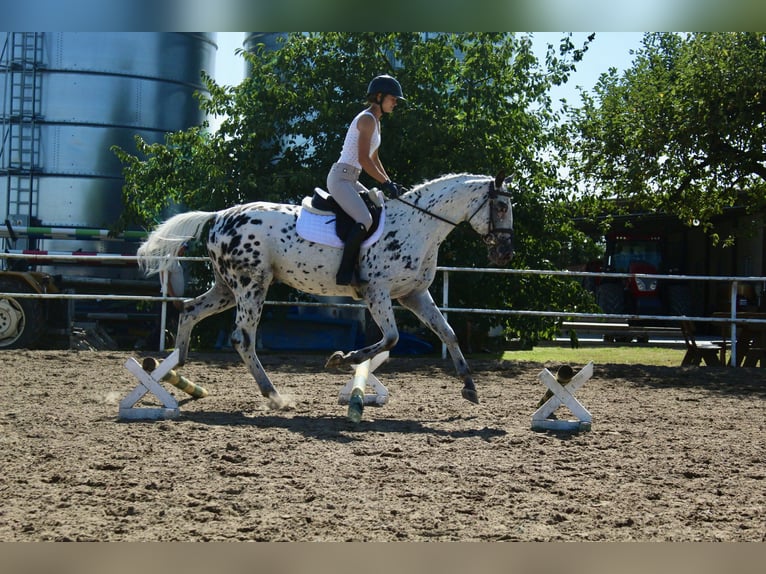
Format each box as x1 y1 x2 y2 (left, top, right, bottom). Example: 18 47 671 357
2 251 766 363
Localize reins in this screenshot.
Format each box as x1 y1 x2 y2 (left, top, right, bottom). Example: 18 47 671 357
394 179 513 237
393 196 460 227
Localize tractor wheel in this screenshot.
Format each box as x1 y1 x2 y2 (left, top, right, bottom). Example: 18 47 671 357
0 278 46 349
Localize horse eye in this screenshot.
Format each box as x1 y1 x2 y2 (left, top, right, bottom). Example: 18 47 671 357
494 201 508 215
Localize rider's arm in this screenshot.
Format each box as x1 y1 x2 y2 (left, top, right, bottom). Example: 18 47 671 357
370 149 389 183
356 114 389 184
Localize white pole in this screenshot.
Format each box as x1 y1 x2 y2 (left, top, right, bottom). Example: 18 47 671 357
159 272 168 352
442 271 449 359
352 359 371 396
730 280 738 367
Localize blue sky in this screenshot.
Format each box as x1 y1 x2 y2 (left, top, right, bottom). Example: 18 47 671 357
534 32 644 106
212 32 247 87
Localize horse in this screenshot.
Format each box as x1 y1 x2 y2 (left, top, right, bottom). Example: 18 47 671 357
136 171 514 411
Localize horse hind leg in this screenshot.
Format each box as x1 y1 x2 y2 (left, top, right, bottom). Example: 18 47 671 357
229 289 288 410
175 281 235 365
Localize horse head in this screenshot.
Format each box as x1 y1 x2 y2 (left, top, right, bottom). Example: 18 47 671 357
477 170 514 266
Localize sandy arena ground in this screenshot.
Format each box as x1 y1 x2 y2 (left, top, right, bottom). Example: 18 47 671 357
1 349 764 541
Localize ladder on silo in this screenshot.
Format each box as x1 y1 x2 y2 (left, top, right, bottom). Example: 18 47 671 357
0 32 43 228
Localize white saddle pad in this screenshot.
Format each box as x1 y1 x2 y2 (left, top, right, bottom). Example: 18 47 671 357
296 198 386 249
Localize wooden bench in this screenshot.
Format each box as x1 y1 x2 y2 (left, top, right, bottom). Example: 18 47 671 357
680 320 723 366
734 336 766 367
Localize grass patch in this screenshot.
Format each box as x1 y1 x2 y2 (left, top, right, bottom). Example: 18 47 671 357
499 344 686 367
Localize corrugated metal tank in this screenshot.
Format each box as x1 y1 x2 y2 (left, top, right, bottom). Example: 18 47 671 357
243 33 288 77
243 32 288 55
0 32 216 242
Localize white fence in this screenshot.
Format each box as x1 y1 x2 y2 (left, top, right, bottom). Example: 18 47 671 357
2 252 766 364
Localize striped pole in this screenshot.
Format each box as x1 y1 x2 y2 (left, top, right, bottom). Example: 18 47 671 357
142 357 209 399
347 359 371 423
0 226 147 242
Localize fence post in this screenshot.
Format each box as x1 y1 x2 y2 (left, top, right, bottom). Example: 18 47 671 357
442 270 449 359
730 280 738 367
159 272 169 352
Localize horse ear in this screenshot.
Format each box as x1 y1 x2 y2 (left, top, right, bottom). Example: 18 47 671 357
494 170 506 189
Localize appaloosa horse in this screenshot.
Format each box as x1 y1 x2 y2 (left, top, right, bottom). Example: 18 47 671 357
137 171 514 409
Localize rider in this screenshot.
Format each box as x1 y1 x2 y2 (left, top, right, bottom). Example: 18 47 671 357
327 74 406 286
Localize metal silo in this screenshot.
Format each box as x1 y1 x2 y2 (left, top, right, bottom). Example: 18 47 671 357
243 33 288 77
243 32 288 54
0 33 216 348
1 32 215 237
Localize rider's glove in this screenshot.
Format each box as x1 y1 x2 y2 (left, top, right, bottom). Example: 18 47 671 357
382 180 403 198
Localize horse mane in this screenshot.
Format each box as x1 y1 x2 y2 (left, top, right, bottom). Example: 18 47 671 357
406 173 489 195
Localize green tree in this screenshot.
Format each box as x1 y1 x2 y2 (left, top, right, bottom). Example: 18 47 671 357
114 32 601 348
569 32 766 244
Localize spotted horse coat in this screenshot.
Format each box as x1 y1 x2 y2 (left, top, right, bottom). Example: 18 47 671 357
136 172 514 409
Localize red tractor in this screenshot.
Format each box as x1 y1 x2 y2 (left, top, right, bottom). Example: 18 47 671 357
587 233 691 324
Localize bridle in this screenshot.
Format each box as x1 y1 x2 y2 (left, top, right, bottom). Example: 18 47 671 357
394 178 514 245
476 182 515 246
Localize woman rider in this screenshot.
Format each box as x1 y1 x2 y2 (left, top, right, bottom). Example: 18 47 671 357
327 74 405 286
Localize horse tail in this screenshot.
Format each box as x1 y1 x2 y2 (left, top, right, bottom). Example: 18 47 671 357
137 211 216 276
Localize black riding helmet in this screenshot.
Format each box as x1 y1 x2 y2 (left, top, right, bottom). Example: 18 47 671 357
367 75 405 108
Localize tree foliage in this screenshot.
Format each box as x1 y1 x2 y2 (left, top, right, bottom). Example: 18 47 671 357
114 32 602 347
569 33 766 242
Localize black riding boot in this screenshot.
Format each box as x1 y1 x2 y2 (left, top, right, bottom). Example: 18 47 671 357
336 222 368 286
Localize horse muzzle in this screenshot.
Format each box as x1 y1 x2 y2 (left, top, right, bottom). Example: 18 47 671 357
484 232 514 266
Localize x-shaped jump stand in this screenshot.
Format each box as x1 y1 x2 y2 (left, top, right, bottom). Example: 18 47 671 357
119 349 183 420
338 351 390 406
531 361 594 432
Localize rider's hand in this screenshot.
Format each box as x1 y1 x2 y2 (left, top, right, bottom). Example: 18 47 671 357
382 180 403 198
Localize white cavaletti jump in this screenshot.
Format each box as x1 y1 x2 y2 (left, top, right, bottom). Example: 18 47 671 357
531 362 593 432
338 351 390 422
119 349 209 420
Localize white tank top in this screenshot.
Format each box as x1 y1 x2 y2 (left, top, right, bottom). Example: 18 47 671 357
337 110 380 170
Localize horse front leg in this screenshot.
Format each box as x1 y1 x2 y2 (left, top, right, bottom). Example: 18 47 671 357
325 287 399 370
397 289 478 404
175 280 235 365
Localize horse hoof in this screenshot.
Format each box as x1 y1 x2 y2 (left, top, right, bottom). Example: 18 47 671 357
461 386 480 404
325 351 347 370
347 390 364 423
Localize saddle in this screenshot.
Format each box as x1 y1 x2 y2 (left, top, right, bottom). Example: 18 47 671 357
303 188 384 242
